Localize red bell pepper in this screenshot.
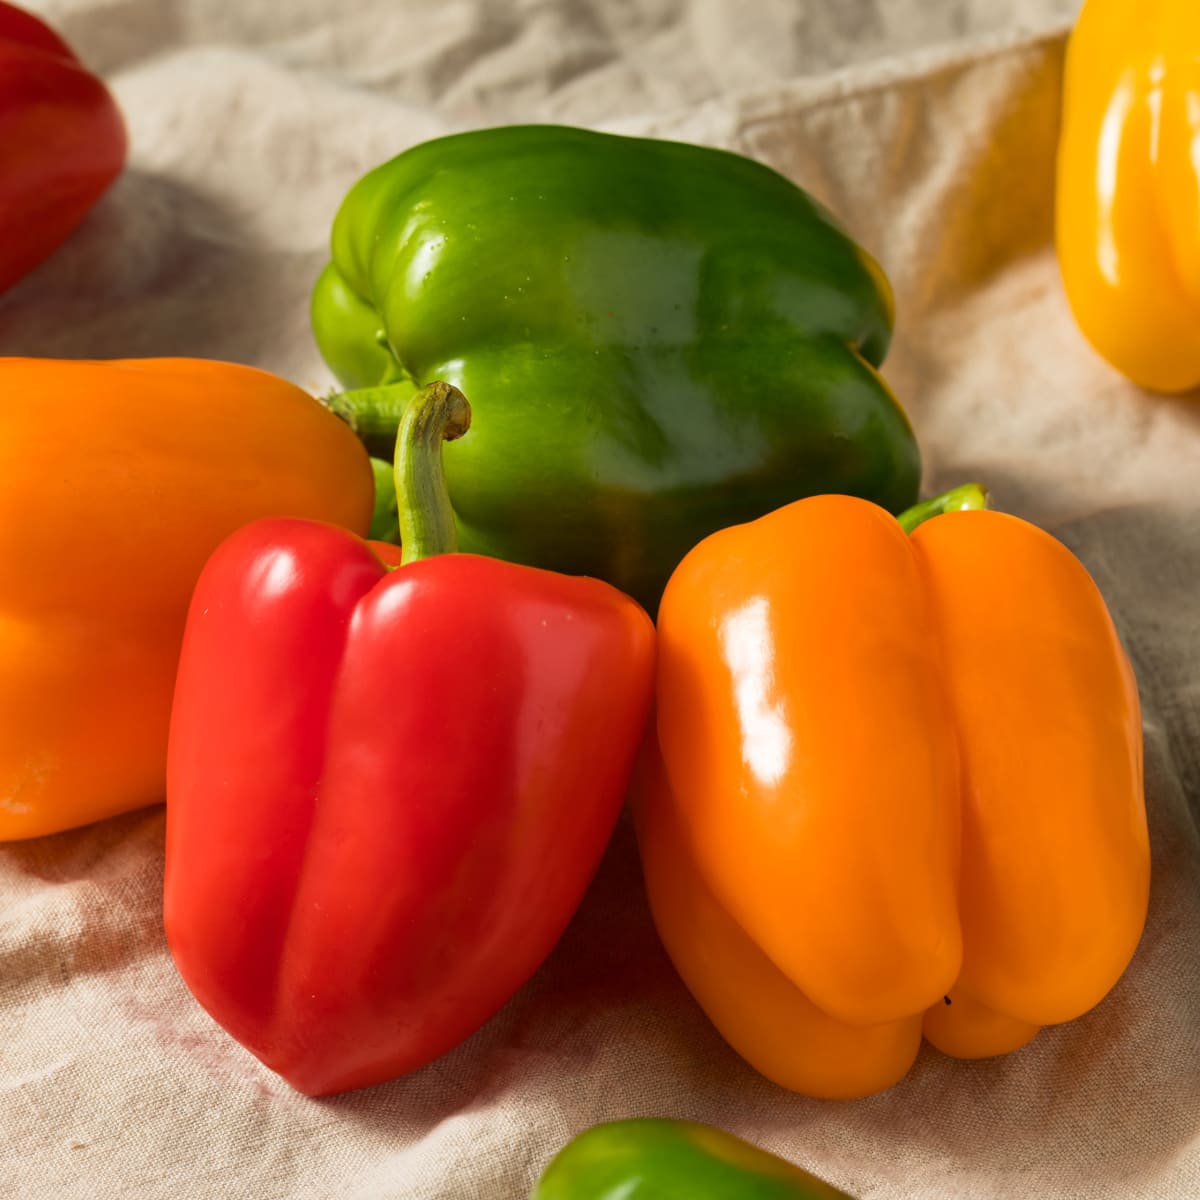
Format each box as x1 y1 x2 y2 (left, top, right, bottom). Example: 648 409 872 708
164 382 655 1096
0 2 126 293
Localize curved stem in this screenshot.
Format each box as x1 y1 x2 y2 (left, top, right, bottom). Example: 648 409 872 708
396 382 471 564
323 380 419 459
897 483 989 535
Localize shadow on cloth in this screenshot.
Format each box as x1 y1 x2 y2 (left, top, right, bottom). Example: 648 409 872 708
0 808 167 990
0 170 326 378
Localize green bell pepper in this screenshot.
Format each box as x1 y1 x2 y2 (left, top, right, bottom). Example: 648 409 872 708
313 124 919 610
368 455 400 543
531 1119 856 1199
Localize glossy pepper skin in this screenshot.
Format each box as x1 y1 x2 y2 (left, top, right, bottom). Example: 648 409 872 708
0 2 126 294
1056 0 1200 392
635 487 1149 1099
0 358 373 841
312 124 920 611
532 1120 855 1200
164 384 655 1096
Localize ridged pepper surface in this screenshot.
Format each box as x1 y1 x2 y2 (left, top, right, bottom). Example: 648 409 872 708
312 125 920 610
1056 0 1200 392
165 384 655 1095
636 486 1149 1098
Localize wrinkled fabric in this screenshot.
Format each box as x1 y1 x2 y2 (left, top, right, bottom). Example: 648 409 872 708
2 2 1198 1198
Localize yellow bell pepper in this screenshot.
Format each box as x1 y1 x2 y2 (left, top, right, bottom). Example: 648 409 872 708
1055 0 1200 393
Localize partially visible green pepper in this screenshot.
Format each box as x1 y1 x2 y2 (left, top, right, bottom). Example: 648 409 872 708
313 125 919 611
531 1119 857 1200
368 455 400 543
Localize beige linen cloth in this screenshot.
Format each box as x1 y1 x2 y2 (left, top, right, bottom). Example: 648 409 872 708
2 2 1197 1197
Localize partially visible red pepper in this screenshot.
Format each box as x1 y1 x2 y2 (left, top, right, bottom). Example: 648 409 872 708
0 2 126 293
164 382 656 1095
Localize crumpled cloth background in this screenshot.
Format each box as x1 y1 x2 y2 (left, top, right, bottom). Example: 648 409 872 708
2 2 1198 1197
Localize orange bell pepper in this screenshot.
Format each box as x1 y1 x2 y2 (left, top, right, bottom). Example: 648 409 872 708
0 358 374 841
1055 0 1200 392
635 486 1150 1099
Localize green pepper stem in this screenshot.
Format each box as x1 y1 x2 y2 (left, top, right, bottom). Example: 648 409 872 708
323 381 418 459
396 382 471 565
897 483 989 534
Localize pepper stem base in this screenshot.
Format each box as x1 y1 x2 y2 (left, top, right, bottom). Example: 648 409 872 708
323 380 419 460
897 483 989 534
